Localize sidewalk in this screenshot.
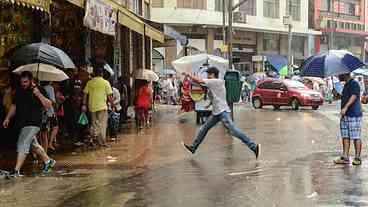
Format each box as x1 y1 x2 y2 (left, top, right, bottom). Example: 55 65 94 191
0 105 187 176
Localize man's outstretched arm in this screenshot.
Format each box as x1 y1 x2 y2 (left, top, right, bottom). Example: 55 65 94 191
186 74 205 84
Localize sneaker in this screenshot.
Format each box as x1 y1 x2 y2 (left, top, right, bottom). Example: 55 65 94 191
352 158 362 166
42 159 56 174
182 142 195 154
6 170 23 179
254 144 261 159
334 156 349 164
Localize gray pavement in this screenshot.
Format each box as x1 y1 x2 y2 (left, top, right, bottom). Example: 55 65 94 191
1 104 368 207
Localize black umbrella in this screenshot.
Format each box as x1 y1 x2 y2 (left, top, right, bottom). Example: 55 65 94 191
10 43 75 69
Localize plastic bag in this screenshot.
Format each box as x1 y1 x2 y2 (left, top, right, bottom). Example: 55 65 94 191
78 112 89 126
127 106 135 119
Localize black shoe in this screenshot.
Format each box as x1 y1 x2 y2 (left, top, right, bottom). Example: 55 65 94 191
254 144 261 159
183 143 195 154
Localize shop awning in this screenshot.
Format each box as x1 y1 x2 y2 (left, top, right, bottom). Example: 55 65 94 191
118 8 145 35
1 0 51 12
66 0 84 8
118 8 165 43
145 24 164 43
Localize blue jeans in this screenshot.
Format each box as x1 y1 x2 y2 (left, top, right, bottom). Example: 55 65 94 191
192 112 257 152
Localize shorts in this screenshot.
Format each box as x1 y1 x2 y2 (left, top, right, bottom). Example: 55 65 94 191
340 116 362 140
41 116 58 131
17 126 42 154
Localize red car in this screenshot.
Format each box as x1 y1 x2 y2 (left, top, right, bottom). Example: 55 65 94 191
252 79 323 110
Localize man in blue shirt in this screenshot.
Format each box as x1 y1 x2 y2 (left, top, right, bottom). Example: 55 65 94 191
334 73 363 165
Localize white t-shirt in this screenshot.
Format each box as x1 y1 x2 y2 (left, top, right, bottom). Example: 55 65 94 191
203 79 231 115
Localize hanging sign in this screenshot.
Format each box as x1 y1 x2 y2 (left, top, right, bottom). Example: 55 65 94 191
83 0 117 36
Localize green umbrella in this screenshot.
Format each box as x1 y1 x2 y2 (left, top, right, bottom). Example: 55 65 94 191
279 66 288 77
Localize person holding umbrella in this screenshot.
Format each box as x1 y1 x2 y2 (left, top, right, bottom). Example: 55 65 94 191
3 71 56 177
334 73 363 165
300 50 365 165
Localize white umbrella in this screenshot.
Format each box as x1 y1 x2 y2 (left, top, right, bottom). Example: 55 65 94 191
172 54 229 79
13 63 69 82
104 63 114 76
135 69 159 82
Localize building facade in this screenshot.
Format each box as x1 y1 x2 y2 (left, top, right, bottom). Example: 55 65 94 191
152 0 320 73
310 0 368 59
0 0 164 104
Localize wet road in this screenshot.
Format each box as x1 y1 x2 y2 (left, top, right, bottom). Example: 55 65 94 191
1 104 368 207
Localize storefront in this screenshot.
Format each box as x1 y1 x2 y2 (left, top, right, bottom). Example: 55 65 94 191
50 0 86 66
0 0 50 88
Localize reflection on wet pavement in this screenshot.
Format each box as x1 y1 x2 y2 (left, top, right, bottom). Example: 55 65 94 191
1 104 368 207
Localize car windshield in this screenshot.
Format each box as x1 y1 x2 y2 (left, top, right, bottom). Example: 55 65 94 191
284 80 307 89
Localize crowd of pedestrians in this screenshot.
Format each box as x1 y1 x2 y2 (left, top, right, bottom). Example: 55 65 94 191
0 62 132 177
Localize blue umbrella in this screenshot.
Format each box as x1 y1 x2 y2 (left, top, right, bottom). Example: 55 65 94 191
300 50 364 78
265 54 288 75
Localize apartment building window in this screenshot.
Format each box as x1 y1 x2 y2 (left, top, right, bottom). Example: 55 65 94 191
264 0 279 18
130 0 142 15
321 0 332 11
263 33 279 51
144 2 150 19
152 0 163 8
177 0 207 10
215 0 223 12
286 0 300 21
239 0 256 16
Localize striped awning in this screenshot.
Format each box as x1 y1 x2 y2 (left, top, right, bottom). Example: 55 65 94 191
1 0 51 12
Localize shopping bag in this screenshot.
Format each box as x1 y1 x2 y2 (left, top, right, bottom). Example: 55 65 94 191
108 111 120 131
127 106 135 119
78 113 89 126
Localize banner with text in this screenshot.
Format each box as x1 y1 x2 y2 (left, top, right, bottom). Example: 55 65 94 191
83 0 117 36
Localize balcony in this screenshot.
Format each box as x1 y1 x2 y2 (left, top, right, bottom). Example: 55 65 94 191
319 10 361 21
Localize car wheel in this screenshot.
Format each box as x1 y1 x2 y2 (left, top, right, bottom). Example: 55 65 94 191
252 97 263 109
291 98 300 110
273 105 280 110
312 106 319 110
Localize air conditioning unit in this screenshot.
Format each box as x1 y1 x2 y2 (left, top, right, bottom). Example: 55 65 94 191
233 12 247 24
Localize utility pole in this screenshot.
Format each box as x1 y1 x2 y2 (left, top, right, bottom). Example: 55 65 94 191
222 0 226 46
329 0 335 50
226 0 248 70
287 22 293 75
227 0 233 71
284 1 293 75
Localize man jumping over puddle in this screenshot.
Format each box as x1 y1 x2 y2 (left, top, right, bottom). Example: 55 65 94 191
182 67 261 159
334 73 363 165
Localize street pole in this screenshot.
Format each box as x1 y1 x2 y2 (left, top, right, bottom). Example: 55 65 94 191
287 24 293 75
329 0 335 50
228 0 233 71
227 0 234 119
222 0 226 46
